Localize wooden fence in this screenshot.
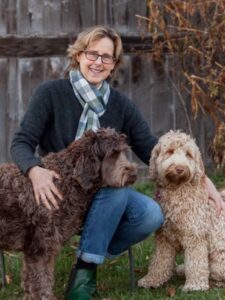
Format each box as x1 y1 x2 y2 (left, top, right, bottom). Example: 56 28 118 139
0 0 215 179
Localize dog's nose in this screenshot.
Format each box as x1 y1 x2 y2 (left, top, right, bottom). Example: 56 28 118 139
131 163 138 174
127 164 138 182
175 166 184 174
130 168 138 178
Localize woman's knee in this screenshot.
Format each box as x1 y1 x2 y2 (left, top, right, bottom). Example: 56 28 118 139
95 187 128 201
141 200 164 235
92 187 129 211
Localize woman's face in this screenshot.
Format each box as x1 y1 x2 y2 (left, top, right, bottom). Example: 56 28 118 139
77 37 116 86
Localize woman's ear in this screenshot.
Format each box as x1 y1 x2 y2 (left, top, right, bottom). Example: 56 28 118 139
76 53 81 63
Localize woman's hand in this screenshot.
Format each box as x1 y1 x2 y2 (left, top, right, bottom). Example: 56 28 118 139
28 166 63 210
205 176 225 218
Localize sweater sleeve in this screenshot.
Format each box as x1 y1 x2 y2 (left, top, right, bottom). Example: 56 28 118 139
123 97 158 165
10 82 52 174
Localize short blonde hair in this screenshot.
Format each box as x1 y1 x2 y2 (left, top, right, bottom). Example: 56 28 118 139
66 25 123 74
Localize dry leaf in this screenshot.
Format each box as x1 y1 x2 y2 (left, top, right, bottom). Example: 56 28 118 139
6 273 13 284
167 287 176 297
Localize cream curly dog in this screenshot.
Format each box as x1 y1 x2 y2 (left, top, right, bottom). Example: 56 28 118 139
138 130 225 291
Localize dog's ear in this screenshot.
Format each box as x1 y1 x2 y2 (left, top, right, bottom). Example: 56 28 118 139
149 143 161 181
73 152 101 191
192 147 205 183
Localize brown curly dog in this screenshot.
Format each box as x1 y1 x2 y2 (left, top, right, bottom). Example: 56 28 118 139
138 130 225 292
0 128 137 300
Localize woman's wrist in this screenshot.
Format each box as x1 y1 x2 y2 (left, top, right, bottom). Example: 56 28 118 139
27 166 41 179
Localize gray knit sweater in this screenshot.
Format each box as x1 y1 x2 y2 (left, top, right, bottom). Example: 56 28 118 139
10 78 158 174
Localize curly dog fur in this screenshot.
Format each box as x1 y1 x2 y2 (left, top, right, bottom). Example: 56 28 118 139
138 130 225 292
0 128 137 300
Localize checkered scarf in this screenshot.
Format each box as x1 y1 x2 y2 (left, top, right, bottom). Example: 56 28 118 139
70 69 110 140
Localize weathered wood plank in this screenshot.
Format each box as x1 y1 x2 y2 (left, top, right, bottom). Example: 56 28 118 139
42 0 61 34
61 0 81 34
95 0 112 25
129 54 176 137
126 0 148 34
110 0 131 34
17 0 31 34
17 0 64 35
5 0 17 34
111 55 132 96
78 0 96 27
5 58 19 162
0 0 7 34
18 58 44 118
17 0 66 34
43 57 67 79
110 0 148 34
0 59 8 163
0 35 159 57
0 35 73 57
2 0 151 36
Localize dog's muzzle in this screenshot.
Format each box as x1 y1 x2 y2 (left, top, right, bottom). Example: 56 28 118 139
123 163 138 185
165 164 191 184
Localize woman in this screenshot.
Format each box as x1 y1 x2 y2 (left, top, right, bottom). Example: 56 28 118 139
10 25 224 300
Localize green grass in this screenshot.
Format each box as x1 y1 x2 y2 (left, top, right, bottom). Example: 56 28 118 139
0 174 225 300
209 172 225 190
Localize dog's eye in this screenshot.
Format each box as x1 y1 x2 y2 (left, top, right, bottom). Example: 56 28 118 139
165 149 174 155
186 151 193 159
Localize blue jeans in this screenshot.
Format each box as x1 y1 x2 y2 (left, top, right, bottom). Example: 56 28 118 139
77 187 164 264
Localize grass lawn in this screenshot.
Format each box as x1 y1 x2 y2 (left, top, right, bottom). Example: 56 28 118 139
0 174 224 300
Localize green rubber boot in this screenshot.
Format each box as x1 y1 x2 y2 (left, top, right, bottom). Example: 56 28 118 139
65 266 97 300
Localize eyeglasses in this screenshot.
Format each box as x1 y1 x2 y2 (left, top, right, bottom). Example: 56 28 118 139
83 50 116 64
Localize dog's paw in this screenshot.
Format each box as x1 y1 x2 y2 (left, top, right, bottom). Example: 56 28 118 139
138 275 161 288
182 282 209 292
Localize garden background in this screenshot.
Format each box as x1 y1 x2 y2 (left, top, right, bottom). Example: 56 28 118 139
0 0 224 299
